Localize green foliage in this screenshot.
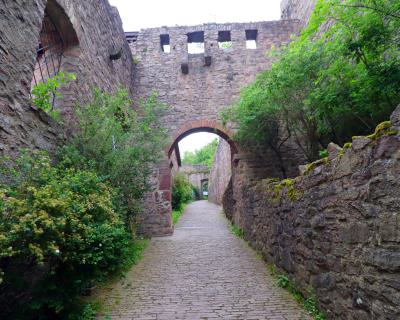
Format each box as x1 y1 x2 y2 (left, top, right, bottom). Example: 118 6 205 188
230 224 244 238
31 72 76 120
68 238 148 320
181 138 219 169
318 149 328 158
223 0 400 161
0 88 165 319
0 151 135 319
172 203 188 225
66 88 167 216
268 266 325 320
219 41 233 49
171 173 194 210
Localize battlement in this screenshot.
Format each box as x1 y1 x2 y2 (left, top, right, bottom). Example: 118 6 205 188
126 20 301 62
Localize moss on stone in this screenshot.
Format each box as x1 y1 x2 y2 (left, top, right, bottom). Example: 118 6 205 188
343 142 352 149
263 178 302 202
366 121 394 140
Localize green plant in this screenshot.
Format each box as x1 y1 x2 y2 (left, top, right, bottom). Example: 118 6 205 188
171 173 194 210
67 88 167 217
318 149 328 158
0 150 136 319
31 72 76 120
70 303 98 320
267 266 325 320
222 0 400 162
230 224 244 238
172 203 188 225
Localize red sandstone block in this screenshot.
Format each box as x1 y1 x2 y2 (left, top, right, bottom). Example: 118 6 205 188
159 174 171 190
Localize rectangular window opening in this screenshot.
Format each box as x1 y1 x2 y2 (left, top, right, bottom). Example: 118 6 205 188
160 34 170 53
218 31 232 49
187 31 204 54
245 29 258 49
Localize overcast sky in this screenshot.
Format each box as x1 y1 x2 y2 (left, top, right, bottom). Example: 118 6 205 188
109 0 282 31
108 0 282 154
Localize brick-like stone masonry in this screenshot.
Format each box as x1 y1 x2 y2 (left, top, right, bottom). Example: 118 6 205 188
0 0 134 157
208 138 232 205
281 0 317 27
224 106 400 319
99 201 311 320
129 20 302 236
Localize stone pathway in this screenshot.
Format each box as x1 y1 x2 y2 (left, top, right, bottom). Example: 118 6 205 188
99 201 311 320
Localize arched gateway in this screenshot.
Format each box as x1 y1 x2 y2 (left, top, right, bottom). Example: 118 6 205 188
129 20 302 236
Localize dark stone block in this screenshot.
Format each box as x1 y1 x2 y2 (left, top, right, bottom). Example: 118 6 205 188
369 249 400 271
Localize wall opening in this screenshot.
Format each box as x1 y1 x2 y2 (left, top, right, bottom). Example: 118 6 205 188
31 12 64 91
160 34 170 53
245 29 257 49
218 31 232 49
187 31 205 54
201 179 209 197
31 0 80 109
167 122 237 211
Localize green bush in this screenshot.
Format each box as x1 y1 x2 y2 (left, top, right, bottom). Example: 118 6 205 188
171 173 194 210
66 88 167 217
223 0 400 163
0 151 134 319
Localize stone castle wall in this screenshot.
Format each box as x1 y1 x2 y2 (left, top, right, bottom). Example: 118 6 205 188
0 0 133 157
281 0 317 26
129 20 302 235
223 107 400 319
208 138 232 205
130 20 300 139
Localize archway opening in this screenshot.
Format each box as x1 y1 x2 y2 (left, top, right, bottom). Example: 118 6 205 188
167 123 238 220
31 0 80 110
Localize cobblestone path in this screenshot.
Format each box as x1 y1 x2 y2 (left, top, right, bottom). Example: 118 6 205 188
99 201 311 320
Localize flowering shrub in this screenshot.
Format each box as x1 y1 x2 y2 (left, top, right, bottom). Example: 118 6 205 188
0 151 133 319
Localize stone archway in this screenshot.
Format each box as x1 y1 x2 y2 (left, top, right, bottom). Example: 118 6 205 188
201 178 209 198
168 120 238 158
139 120 238 237
130 20 303 237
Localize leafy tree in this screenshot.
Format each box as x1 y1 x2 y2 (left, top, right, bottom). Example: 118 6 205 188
223 0 400 162
181 138 219 168
64 89 168 216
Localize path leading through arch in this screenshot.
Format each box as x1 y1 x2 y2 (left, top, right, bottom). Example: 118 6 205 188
100 201 311 319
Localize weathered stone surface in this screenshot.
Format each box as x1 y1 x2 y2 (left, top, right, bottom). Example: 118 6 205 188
130 19 306 235
0 0 134 158
281 0 317 27
209 138 232 204
327 142 342 160
225 126 400 319
390 104 400 131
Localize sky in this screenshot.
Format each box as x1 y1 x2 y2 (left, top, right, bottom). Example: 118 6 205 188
108 0 282 154
109 0 282 31
178 132 219 154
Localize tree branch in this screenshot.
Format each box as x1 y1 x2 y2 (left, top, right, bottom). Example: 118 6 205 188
338 4 400 20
